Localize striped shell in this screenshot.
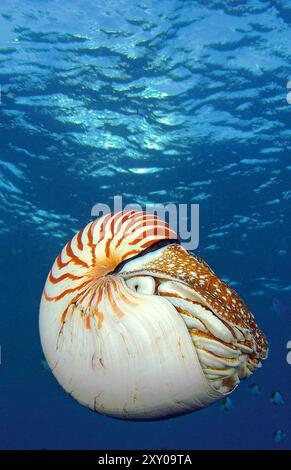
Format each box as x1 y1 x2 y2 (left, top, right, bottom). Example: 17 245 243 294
39 210 268 420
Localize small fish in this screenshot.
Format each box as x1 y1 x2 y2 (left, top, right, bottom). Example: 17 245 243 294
40 357 49 371
249 383 261 395
270 391 284 405
273 429 286 443
221 397 233 412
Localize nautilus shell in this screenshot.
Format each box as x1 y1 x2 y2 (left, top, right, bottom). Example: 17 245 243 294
39 211 268 420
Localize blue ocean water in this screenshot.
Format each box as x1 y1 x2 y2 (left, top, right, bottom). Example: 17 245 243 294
0 0 290 450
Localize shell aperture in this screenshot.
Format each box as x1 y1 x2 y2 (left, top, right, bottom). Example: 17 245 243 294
39 210 268 420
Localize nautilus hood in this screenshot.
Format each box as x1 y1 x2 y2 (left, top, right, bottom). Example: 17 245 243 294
39 211 268 420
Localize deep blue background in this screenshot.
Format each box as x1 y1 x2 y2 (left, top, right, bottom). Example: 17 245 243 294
0 0 290 449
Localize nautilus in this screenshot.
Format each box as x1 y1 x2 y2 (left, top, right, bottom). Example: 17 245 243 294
40 211 268 420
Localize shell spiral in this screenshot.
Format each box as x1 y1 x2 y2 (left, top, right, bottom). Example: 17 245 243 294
39 210 268 420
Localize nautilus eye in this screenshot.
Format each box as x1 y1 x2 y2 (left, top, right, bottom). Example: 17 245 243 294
125 276 156 295
39 210 268 420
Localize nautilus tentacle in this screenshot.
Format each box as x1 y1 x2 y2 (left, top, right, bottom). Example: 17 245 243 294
39 210 268 420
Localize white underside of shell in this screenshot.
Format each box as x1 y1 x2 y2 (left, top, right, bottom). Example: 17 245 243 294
40 276 223 420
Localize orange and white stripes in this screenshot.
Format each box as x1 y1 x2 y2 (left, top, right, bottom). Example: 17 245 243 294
42 210 177 327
